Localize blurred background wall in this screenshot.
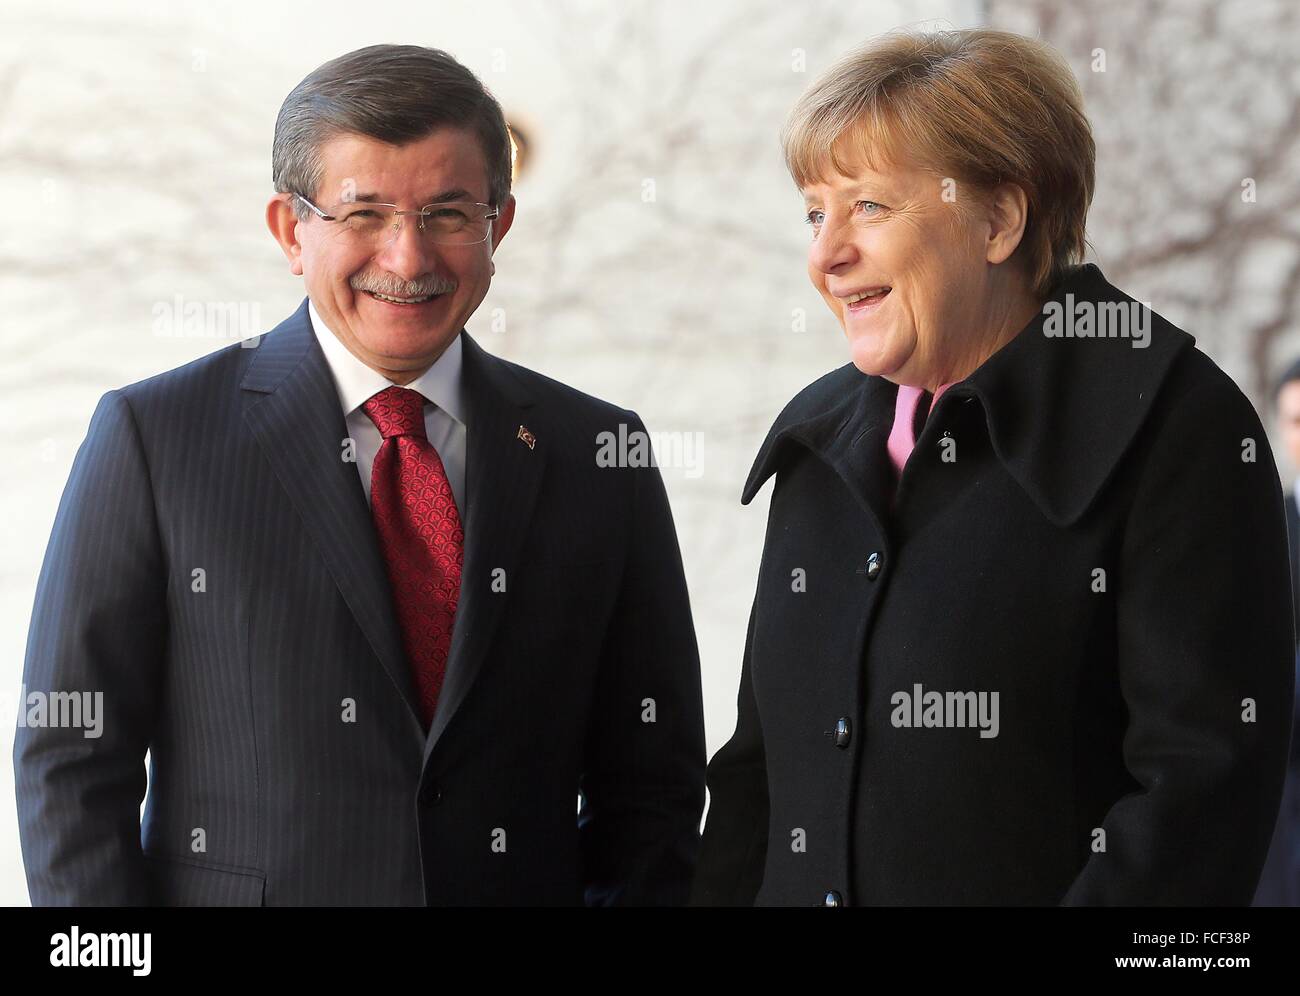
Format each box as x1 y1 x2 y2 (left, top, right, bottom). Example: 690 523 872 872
1 0 1296 904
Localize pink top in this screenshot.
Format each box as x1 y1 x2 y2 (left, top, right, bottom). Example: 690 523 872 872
887 382 955 480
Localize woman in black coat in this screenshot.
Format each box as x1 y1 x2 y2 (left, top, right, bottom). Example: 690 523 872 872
691 28 1295 906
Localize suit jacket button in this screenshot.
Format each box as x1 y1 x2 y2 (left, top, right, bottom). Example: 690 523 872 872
823 890 843 907
865 552 883 580
421 783 442 805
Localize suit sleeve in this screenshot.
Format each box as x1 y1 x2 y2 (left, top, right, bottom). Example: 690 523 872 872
1061 374 1295 905
13 389 167 905
690 592 770 905
577 410 706 905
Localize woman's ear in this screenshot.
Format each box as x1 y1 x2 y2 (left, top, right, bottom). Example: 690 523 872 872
985 182 1029 266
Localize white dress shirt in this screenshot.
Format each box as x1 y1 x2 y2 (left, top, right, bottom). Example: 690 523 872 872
307 299 468 518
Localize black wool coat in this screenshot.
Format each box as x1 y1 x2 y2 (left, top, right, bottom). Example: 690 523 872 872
691 263 1295 906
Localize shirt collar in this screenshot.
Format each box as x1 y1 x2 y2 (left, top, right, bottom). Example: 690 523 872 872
307 298 467 425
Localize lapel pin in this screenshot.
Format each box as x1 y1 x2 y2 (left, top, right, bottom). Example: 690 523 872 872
517 425 537 450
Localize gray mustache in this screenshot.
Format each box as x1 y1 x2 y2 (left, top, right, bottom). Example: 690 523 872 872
352 274 457 298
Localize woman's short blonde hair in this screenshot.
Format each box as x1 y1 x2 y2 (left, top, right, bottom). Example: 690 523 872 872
782 29 1095 298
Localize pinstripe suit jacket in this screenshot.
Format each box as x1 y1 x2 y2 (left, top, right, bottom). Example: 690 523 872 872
14 298 706 906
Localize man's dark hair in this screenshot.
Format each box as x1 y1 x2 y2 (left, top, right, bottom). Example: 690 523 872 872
272 44 512 216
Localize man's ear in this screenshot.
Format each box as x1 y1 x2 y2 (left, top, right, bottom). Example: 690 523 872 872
486 194 516 277
984 182 1029 266
266 194 305 276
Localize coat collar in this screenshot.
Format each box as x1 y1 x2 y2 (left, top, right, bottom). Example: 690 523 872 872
240 298 545 755
741 264 1196 527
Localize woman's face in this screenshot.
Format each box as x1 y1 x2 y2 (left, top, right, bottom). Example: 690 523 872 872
802 156 1011 388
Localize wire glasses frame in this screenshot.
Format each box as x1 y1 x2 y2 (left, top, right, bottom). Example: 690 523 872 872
293 193 500 247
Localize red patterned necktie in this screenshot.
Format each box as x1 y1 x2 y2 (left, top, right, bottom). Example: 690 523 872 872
361 385 464 730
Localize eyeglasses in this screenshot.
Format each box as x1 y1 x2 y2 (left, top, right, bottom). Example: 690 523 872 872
293 193 499 247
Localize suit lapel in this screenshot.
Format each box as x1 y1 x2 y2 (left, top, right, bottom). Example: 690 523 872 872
424 332 546 758
240 300 425 740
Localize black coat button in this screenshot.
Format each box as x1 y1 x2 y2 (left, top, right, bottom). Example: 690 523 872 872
421 782 443 805
823 890 842 907
834 718 851 748
865 552 883 580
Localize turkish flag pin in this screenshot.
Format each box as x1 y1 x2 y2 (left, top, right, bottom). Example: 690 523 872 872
517 425 536 450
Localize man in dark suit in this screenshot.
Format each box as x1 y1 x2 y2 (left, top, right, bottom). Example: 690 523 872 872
14 44 705 906
1254 360 1300 905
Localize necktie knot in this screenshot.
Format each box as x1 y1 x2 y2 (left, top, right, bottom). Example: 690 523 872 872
362 386 428 440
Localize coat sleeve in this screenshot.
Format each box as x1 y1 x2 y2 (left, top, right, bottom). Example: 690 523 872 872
12 390 167 905
690 595 771 905
577 410 706 906
1061 373 1296 905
